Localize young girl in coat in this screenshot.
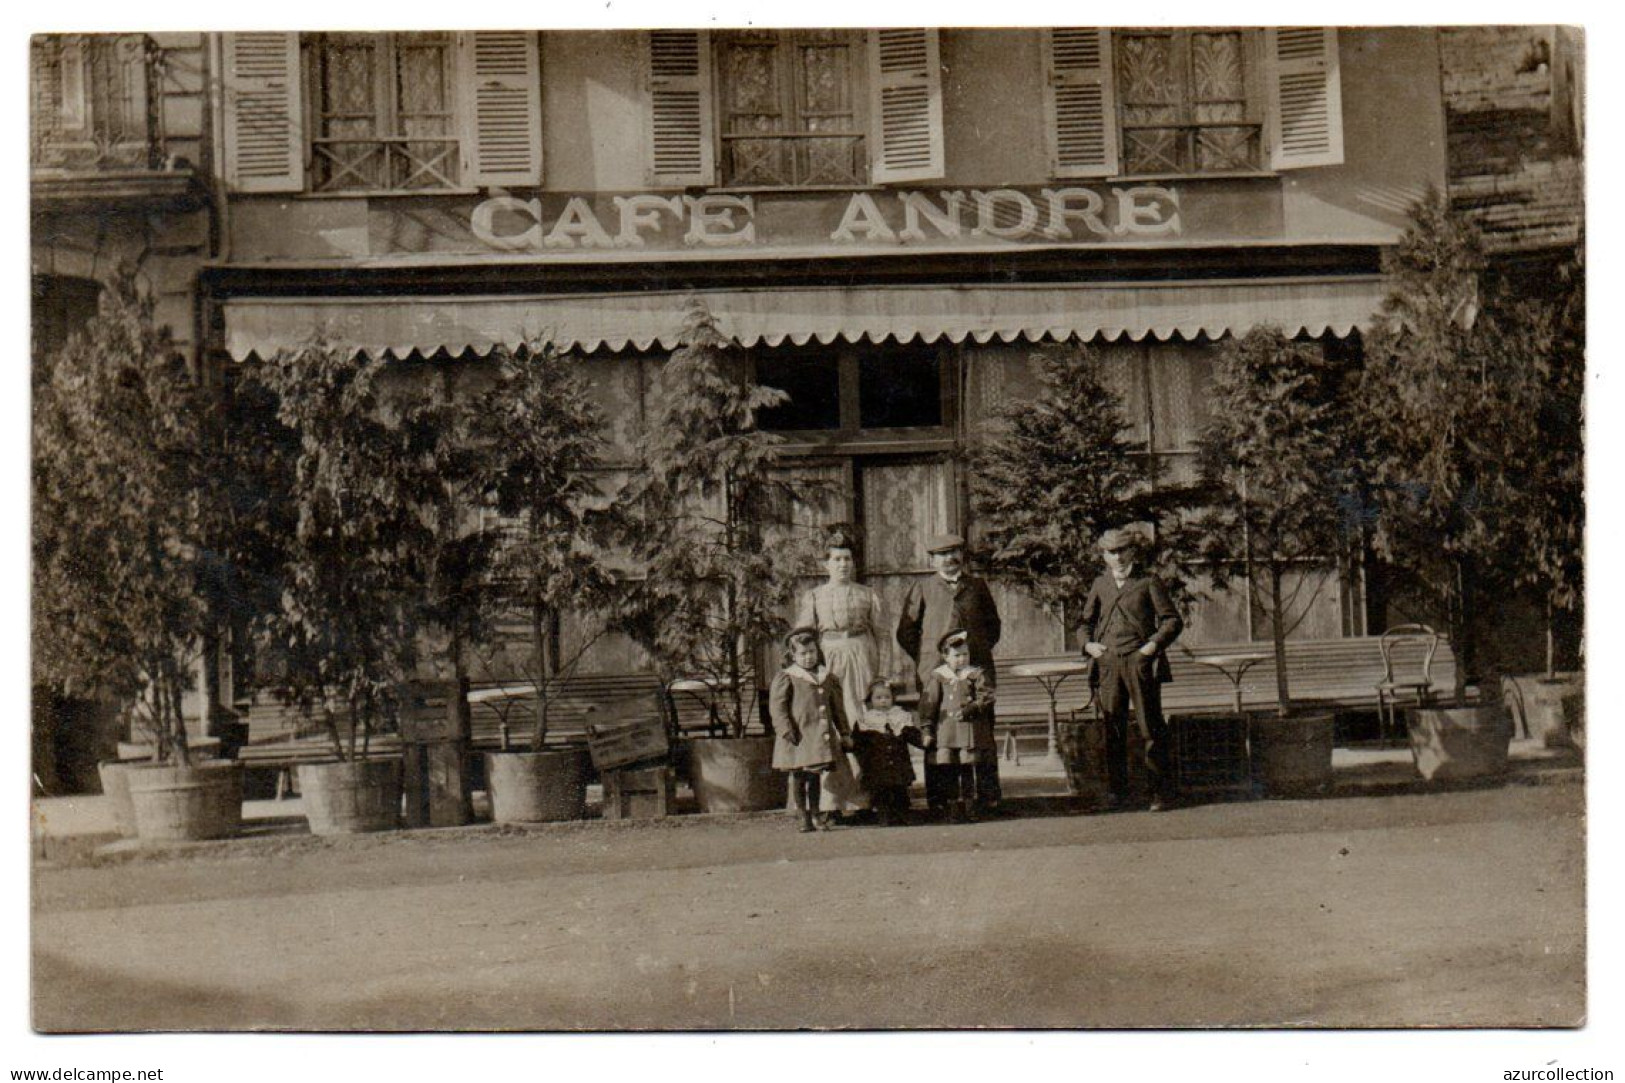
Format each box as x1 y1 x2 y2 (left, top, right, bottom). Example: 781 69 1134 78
918 629 997 822
770 627 854 832
853 677 919 826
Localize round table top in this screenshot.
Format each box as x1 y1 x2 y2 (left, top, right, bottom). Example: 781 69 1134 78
1010 660 1093 679
1192 652 1272 668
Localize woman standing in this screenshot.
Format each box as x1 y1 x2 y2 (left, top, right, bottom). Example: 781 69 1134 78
794 524 885 816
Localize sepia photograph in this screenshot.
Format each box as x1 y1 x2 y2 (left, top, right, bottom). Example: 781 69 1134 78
24 9 1594 1057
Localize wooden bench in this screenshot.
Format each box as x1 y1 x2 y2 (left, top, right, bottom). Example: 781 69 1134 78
988 634 1468 758
235 668 764 793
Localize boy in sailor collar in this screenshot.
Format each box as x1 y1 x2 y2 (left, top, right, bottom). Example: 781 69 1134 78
769 626 854 832
917 629 997 822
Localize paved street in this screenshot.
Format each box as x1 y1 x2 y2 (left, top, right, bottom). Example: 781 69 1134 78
32 772 1583 1031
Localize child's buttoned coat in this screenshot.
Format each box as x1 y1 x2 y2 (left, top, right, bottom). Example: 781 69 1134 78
769 665 851 772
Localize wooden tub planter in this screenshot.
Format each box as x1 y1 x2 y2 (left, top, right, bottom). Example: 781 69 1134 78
687 735 781 814
1055 718 1148 809
1503 673 1584 747
296 757 403 835
1249 711 1336 797
125 760 244 843
96 759 142 839
484 746 592 824
1406 705 1514 782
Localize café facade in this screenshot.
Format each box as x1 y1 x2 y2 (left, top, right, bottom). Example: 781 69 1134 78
203 27 1448 684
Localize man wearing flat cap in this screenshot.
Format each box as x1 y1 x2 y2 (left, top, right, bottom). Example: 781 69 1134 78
1080 526 1183 811
897 532 1003 810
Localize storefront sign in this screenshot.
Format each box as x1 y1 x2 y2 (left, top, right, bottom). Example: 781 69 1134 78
465 185 1182 253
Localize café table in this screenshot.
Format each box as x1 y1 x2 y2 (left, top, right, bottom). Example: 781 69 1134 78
1009 659 1095 761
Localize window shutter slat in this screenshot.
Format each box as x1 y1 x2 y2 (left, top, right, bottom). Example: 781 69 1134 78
1044 28 1118 179
457 31 543 187
646 29 714 186
869 28 944 183
222 32 303 193
1267 27 1344 170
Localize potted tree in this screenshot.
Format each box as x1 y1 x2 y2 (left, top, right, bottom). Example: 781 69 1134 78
614 301 798 814
34 267 243 842
474 343 619 823
247 343 434 833
970 344 1201 803
1190 325 1364 795
1358 190 1536 780
1499 250 1584 747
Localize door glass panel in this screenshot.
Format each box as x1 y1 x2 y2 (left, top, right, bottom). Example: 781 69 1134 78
861 459 953 574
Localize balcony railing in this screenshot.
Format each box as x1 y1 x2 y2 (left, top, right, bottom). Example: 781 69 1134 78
31 34 165 173
311 137 462 194
721 130 867 188
1120 121 1265 177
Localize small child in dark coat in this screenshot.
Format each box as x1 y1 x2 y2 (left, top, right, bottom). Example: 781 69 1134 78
852 677 919 826
769 627 853 832
918 629 997 822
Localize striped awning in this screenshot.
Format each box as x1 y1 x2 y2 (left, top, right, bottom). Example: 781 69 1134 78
222 277 1390 360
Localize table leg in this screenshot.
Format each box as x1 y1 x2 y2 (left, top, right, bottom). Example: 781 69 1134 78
1045 683 1059 762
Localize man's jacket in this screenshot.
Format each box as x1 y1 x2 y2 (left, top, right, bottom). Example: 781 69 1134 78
1079 571 1183 684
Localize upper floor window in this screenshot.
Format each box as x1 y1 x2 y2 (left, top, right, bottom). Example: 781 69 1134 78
31 34 160 172
714 29 867 188
645 29 944 189
1043 27 1343 180
309 33 459 193
1115 29 1261 176
221 31 541 196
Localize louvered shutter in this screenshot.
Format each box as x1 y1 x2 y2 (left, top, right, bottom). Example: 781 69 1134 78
1043 28 1118 178
1267 27 1344 170
222 32 303 193
457 31 543 187
868 28 945 183
645 30 714 186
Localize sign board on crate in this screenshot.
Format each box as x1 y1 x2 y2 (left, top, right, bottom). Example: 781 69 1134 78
586 702 670 772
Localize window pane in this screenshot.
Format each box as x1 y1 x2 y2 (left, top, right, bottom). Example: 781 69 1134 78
395 35 455 189
757 349 842 431
861 460 954 573
859 346 942 429
1093 341 1149 445
315 36 382 191
1147 341 1212 451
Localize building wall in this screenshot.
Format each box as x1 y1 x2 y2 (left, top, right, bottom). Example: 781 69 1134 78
223 27 1447 261
31 31 214 361
1438 25 1583 256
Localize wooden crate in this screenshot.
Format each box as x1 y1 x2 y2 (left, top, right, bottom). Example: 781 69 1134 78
586 704 670 772
602 765 676 821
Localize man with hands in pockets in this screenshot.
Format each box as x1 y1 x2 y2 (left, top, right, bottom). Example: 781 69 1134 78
1080 526 1183 812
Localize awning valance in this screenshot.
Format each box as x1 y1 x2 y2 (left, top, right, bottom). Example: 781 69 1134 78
222 278 1389 360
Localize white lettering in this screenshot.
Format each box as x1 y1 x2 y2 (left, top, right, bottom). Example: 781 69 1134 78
971 189 1040 239
896 190 967 241
471 196 545 250
1114 186 1181 236
543 197 615 248
830 193 897 243
1040 187 1111 239
613 195 685 247
683 194 756 246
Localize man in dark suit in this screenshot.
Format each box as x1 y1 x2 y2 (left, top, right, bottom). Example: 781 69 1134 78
1080 526 1183 811
897 533 1003 810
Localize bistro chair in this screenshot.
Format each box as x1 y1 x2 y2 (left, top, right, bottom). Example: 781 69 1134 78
1377 623 1441 745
